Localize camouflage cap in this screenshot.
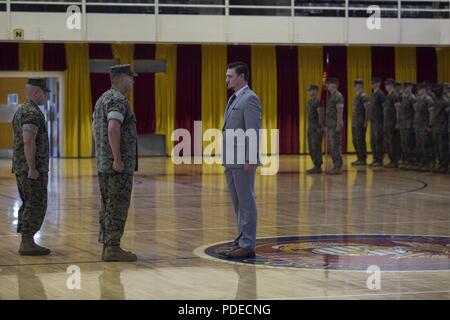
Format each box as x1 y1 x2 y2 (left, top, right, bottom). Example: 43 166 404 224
371 77 381 84
109 64 138 77
326 77 339 85
27 78 50 92
307 84 319 91
417 82 428 90
384 78 395 86
403 82 414 88
443 82 450 90
353 79 364 86
394 82 402 88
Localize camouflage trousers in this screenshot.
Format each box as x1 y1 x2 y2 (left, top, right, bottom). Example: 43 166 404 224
98 172 133 246
351 125 367 161
15 173 48 236
370 122 384 163
384 125 401 163
400 128 416 163
415 128 433 165
307 127 323 167
433 129 449 168
326 127 343 168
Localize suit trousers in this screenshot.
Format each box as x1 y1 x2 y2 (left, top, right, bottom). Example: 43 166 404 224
225 167 257 250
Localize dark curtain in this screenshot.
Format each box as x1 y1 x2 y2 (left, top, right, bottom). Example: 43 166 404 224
89 43 112 59
227 45 252 96
89 43 112 109
134 44 156 133
372 46 395 92
416 47 437 84
324 46 348 152
175 44 202 154
276 46 299 154
0 43 19 70
43 43 66 71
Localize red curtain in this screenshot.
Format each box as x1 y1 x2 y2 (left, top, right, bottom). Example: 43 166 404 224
416 47 437 84
133 44 156 134
323 46 348 152
43 43 66 71
89 43 112 109
276 46 299 154
372 46 395 92
0 43 19 70
89 43 112 59
175 45 202 153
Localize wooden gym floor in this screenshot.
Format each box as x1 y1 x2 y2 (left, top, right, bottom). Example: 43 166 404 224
0 155 449 300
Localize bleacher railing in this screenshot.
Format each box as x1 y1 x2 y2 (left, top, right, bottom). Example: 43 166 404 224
0 0 449 18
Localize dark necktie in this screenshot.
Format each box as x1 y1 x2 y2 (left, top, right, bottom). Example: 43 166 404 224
226 94 236 114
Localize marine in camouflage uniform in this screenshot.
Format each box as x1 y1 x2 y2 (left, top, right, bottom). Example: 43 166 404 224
383 79 402 168
93 64 138 262
398 82 417 168
306 84 324 174
413 82 434 171
430 84 449 173
444 83 450 168
368 77 385 167
351 79 370 166
325 77 344 175
12 78 51 256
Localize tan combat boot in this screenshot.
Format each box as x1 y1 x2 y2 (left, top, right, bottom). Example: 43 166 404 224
103 245 137 262
19 235 51 256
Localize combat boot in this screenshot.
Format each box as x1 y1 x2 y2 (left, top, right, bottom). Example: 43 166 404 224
420 163 432 172
19 235 51 256
369 161 383 168
384 161 398 169
351 159 367 166
432 166 448 174
103 245 137 262
306 166 322 174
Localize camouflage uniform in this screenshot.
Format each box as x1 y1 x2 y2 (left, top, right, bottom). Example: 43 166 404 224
307 97 323 168
351 92 369 162
413 95 434 166
93 87 137 246
12 100 49 236
325 90 344 168
368 89 385 163
383 92 402 163
399 93 417 164
430 98 449 169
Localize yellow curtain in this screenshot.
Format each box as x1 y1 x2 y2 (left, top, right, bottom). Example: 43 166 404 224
19 43 43 71
111 43 135 108
346 46 372 153
62 43 92 158
395 47 417 82
201 45 227 152
155 44 177 156
251 45 277 155
437 48 450 83
298 46 323 154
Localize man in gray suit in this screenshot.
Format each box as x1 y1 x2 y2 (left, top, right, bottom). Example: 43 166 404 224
218 61 262 259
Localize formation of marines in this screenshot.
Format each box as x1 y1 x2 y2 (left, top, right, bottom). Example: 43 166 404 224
306 77 450 175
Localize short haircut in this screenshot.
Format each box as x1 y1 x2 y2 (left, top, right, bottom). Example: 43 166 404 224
228 61 250 82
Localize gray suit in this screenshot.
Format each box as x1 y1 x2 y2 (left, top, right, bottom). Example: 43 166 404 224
222 86 262 250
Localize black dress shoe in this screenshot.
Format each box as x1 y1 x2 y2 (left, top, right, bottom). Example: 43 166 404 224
224 247 256 259
217 245 239 256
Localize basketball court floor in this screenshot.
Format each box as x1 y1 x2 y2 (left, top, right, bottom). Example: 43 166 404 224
0 155 449 300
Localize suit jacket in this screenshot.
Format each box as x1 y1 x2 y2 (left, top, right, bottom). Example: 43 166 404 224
222 87 262 168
